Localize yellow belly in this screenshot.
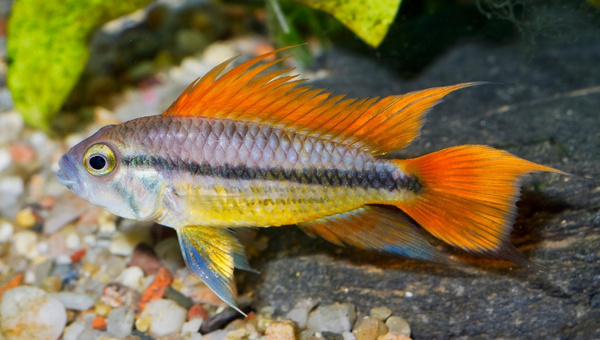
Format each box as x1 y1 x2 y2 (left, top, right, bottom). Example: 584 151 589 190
162 180 396 228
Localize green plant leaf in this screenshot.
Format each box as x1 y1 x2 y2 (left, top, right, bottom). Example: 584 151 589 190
297 0 401 47
7 0 151 131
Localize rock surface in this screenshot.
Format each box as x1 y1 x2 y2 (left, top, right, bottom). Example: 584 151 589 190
239 20 600 340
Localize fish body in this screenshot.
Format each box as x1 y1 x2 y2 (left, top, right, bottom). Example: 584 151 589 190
57 47 565 313
66 115 407 228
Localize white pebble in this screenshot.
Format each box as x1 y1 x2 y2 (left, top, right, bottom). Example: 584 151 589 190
62 320 85 340
52 292 95 311
107 306 135 338
83 234 97 247
0 111 24 144
0 176 24 210
203 329 228 340
119 266 146 291
12 230 39 259
286 298 318 329
65 232 81 250
0 286 66 340
182 332 204 340
139 299 187 338
0 147 11 172
307 303 357 334
0 219 14 242
109 231 136 256
181 317 203 334
55 254 73 265
343 331 357 340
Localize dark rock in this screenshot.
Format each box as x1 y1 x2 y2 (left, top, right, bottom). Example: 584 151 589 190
239 7 600 339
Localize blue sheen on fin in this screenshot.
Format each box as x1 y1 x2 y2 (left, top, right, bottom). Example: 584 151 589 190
233 250 259 274
176 226 246 316
298 206 455 264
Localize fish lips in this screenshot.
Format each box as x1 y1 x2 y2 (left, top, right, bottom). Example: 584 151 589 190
57 153 79 190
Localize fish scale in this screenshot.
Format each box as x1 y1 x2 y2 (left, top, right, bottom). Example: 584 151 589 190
109 115 403 228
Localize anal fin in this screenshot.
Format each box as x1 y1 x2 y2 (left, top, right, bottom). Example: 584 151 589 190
176 226 247 315
298 206 455 264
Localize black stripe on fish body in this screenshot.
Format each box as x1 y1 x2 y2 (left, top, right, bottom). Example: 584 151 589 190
121 156 423 193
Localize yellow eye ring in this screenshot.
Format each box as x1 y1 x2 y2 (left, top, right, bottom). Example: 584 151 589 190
83 143 117 176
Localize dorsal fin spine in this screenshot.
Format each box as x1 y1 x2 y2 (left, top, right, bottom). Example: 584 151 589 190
163 46 477 155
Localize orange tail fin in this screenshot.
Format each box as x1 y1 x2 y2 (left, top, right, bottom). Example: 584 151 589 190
394 145 566 267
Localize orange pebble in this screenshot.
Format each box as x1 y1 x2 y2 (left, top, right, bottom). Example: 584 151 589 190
187 304 209 321
91 316 107 330
70 248 87 263
137 267 172 313
9 143 36 164
39 195 57 210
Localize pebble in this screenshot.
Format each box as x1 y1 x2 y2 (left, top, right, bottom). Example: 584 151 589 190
204 329 229 340
30 259 53 286
64 231 81 250
353 316 388 340
137 298 187 338
307 303 357 334
43 191 96 235
15 206 37 228
52 291 95 311
343 332 357 340
188 303 209 320
0 219 14 242
385 317 411 337
226 327 251 340
370 307 392 321
0 286 67 340
130 243 163 276
109 231 138 256
12 230 39 259
119 266 146 291
107 306 135 338
286 298 318 329
0 147 11 172
9 142 36 164
0 176 24 215
181 317 203 334
0 111 24 144
63 320 86 340
265 320 297 340
376 334 411 340
101 282 139 308
155 237 186 273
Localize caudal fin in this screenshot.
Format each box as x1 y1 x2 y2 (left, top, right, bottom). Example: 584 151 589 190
394 145 566 268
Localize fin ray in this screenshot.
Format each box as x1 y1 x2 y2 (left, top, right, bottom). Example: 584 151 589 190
176 226 246 315
298 206 455 264
395 145 566 267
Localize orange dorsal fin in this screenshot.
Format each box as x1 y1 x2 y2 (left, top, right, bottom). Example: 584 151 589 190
164 46 478 155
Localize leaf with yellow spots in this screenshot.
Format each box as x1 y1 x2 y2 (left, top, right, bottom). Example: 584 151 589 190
297 0 402 47
7 0 151 131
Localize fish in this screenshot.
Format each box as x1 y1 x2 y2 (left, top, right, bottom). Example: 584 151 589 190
57 46 566 314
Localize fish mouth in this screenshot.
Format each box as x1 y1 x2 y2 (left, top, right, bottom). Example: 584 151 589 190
57 154 77 188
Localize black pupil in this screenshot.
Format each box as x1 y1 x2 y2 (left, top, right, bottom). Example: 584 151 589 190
89 155 107 170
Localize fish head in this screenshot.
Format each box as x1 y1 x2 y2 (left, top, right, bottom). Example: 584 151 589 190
57 124 164 221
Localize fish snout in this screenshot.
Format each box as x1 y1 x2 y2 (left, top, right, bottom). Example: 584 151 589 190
57 153 78 188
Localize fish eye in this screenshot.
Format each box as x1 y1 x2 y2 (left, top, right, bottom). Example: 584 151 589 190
83 143 117 176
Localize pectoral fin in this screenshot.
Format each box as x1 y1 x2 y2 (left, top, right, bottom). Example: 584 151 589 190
176 225 246 315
